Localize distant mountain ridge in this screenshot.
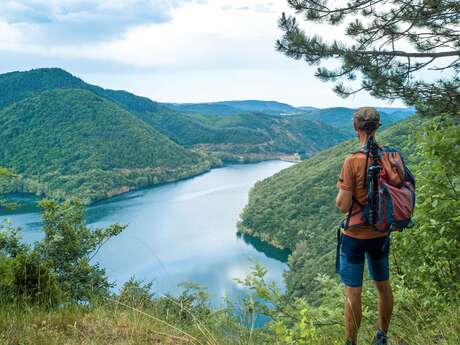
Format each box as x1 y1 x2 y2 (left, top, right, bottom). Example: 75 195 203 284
164 100 301 116
165 101 415 118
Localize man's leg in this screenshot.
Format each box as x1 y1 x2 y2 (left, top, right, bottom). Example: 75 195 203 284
344 286 363 344
367 240 392 342
374 280 393 333
339 235 365 344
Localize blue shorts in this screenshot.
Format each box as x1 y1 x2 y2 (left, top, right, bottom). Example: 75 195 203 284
339 235 390 287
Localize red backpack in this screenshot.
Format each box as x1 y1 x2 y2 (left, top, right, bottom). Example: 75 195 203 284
342 139 416 233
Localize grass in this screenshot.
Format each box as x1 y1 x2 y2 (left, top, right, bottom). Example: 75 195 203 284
1 299 458 345
0 292 266 345
0 303 222 345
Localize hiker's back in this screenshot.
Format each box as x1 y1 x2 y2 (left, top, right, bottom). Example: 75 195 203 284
338 145 415 239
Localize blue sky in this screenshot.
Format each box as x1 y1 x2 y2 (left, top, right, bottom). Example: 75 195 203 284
0 0 406 107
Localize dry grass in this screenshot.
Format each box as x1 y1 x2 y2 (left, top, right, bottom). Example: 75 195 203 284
0 301 458 345
0 304 221 345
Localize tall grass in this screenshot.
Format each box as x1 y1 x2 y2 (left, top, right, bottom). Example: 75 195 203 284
1 296 458 345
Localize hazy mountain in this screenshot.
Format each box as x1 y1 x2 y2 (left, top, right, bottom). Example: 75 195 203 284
164 100 301 116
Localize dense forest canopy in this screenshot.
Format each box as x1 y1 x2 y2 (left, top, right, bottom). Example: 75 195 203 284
0 87 212 203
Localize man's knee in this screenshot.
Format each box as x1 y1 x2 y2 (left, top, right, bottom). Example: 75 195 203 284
374 280 392 295
345 286 362 302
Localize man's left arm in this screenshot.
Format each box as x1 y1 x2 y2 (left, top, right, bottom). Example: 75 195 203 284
336 158 354 213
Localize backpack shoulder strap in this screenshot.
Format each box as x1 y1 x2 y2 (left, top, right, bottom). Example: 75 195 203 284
343 196 364 229
381 146 400 154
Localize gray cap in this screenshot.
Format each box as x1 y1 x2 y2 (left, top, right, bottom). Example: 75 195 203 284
354 107 381 133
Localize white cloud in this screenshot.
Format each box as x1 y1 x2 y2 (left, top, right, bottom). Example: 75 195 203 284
0 0 196 42
0 0 406 108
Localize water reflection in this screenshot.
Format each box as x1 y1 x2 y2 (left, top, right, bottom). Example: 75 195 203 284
238 233 291 263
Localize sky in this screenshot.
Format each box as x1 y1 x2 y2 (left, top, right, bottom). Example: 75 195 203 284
0 0 406 108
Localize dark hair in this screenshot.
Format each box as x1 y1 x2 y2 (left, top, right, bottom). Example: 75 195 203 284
360 121 380 134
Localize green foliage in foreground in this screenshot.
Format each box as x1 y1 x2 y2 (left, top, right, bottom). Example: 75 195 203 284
0 200 125 304
392 118 460 304
236 264 459 345
1 264 458 345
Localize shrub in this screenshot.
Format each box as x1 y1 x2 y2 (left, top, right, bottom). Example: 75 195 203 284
0 199 126 305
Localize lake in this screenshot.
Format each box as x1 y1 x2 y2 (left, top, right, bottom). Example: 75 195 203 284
0 161 293 306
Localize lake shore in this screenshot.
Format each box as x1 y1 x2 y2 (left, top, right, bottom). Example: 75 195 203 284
2 155 298 206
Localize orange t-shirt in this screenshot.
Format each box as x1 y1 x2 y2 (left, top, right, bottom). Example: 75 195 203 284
337 152 388 240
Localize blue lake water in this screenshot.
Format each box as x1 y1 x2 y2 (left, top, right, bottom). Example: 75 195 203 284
0 161 293 306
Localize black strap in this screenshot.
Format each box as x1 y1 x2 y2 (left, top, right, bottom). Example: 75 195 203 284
361 137 383 189
335 228 342 273
382 228 392 252
362 147 370 189
344 198 354 230
344 197 364 229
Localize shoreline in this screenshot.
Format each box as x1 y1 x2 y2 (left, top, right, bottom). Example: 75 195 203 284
93 158 297 206
2 158 297 209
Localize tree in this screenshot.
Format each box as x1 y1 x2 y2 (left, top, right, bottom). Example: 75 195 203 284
37 199 126 301
0 199 126 304
392 117 460 303
0 168 17 210
277 0 460 115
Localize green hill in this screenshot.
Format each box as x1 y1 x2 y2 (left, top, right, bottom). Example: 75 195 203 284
0 89 211 203
185 112 350 161
0 68 165 114
238 116 424 298
0 68 85 109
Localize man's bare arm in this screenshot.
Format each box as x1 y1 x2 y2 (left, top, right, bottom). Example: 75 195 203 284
336 189 353 213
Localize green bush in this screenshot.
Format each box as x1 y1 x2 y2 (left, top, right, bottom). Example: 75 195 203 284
117 278 155 310
0 225 61 306
0 199 125 304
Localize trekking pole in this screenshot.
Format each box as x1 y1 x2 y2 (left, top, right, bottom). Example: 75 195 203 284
367 137 382 225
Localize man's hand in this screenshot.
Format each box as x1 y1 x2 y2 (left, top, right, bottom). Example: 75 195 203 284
336 189 353 213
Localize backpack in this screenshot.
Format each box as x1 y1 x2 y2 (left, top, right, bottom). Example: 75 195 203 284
342 138 416 233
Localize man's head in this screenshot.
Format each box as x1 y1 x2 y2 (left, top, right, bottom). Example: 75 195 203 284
353 107 381 135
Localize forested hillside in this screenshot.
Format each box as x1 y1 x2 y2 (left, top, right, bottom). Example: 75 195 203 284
186 112 349 161
0 89 211 203
239 116 425 299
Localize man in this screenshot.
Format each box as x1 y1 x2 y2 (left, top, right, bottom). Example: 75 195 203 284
336 107 393 345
